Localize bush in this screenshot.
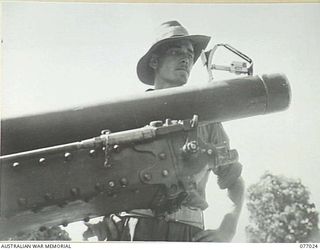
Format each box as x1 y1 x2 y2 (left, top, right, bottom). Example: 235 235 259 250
246 172 319 243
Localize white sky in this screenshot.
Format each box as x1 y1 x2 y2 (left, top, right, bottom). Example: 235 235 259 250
1 2 320 242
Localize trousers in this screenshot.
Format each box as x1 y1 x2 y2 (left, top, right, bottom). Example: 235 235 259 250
118 216 203 241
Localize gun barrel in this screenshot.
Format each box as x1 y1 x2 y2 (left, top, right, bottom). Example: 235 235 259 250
1 73 291 155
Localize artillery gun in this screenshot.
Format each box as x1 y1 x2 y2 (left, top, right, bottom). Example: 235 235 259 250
0 45 291 240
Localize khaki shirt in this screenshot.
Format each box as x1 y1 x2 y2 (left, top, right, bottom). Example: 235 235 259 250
126 122 241 229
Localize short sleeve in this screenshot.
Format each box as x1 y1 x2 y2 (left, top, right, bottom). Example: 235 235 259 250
198 122 229 146
198 122 242 189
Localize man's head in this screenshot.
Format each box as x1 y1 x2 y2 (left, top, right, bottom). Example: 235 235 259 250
150 39 194 89
137 21 211 89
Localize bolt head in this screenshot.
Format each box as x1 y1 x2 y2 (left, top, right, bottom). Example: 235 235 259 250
113 145 120 153
159 153 167 160
162 170 169 177
207 149 213 155
108 181 115 188
119 177 128 187
39 157 46 166
64 152 72 161
12 162 20 168
89 149 96 157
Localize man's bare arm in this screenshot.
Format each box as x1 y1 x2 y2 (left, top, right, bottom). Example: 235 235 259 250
192 176 245 242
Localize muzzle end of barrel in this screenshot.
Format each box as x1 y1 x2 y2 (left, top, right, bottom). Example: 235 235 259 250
261 73 291 114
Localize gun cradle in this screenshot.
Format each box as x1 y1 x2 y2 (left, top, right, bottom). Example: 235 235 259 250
0 74 292 239
0 117 236 239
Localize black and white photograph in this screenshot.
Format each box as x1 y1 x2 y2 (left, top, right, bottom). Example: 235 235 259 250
1 1 320 245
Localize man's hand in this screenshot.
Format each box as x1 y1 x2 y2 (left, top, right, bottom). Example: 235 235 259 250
82 216 121 241
193 177 245 242
192 212 237 242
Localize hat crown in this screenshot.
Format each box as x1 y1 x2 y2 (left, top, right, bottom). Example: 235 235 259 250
155 21 189 43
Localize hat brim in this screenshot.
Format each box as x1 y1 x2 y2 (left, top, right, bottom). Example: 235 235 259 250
137 35 211 85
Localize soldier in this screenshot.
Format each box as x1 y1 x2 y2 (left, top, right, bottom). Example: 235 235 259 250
84 20 245 242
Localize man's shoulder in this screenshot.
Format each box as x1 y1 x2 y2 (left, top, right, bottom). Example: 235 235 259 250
198 122 227 143
199 122 223 130
198 122 224 134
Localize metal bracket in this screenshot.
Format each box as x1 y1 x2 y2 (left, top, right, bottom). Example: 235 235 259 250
201 43 253 81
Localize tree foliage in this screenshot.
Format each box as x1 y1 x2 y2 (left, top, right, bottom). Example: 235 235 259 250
246 172 319 243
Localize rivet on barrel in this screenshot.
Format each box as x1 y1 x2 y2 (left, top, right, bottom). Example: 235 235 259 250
113 145 120 153
89 149 96 157
119 177 128 187
64 152 72 161
12 162 20 169
39 157 46 166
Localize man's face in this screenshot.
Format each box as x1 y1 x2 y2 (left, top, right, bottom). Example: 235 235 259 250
152 40 195 89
